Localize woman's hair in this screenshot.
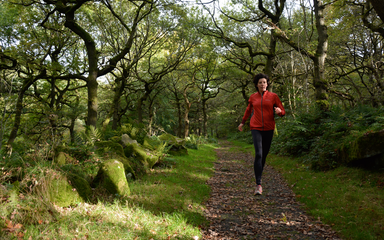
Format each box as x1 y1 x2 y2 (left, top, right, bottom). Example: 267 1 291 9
253 73 270 90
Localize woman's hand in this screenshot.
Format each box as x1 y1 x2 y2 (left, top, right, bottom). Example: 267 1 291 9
274 107 282 114
238 123 244 132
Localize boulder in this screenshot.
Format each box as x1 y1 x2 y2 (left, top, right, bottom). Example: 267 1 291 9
121 134 160 168
94 141 125 157
121 133 138 147
92 159 130 196
67 173 92 201
338 130 384 166
54 146 92 162
159 133 188 156
94 139 139 178
54 152 75 166
143 136 163 150
43 170 89 207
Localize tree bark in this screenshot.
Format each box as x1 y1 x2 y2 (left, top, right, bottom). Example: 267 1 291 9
314 0 329 110
202 100 208 137
183 87 192 138
7 78 36 146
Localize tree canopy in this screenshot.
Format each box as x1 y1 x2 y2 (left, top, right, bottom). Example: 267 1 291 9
0 0 383 150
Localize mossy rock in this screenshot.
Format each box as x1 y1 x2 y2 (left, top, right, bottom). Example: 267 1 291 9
159 133 185 146
92 159 130 196
54 152 76 166
44 170 84 207
67 173 92 201
112 155 136 180
54 145 92 162
93 138 138 178
338 130 384 165
159 133 188 156
121 134 160 168
94 141 125 157
127 156 147 178
143 136 162 150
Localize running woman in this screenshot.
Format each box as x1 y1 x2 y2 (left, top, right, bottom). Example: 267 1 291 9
238 73 285 195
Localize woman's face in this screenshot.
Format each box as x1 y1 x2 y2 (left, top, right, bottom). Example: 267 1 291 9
257 78 268 93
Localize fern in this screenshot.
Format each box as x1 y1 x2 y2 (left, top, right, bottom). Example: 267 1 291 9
77 126 102 146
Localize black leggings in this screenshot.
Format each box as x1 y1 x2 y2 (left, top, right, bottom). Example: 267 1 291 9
251 130 274 185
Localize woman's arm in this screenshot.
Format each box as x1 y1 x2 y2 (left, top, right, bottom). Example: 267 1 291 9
274 95 285 117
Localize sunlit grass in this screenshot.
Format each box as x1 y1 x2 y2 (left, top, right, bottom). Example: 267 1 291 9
1 144 218 240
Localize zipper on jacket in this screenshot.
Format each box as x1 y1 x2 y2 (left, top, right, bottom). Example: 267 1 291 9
261 92 264 130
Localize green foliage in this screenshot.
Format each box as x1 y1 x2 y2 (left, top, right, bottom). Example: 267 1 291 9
272 104 384 170
55 145 94 162
228 130 253 145
185 134 219 150
119 122 147 145
76 126 102 147
0 143 217 239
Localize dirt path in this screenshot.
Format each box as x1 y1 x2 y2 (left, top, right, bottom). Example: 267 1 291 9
202 141 341 240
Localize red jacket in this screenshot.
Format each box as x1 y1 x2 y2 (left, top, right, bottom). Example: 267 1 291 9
241 90 285 131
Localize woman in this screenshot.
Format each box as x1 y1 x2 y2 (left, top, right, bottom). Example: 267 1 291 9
238 73 285 195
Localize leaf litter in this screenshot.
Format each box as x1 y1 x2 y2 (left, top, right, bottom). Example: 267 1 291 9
202 141 341 239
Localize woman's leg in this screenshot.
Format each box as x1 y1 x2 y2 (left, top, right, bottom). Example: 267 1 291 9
251 130 274 185
261 130 274 171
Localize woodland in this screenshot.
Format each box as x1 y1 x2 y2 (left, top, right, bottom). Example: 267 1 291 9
0 0 384 238
1 0 384 155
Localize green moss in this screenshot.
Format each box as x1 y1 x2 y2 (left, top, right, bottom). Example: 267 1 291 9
339 130 384 164
126 157 147 178
316 100 330 111
54 145 92 162
124 144 134 157
113 155 136 180
45 170 83 207
159 133 188 156
67 173 92 201
143 136 162 150
99 159 130 196
54 152 75 166
94 141 125 157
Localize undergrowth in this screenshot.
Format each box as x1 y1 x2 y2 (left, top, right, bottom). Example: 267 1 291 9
0 144 218 239
271 104 384 170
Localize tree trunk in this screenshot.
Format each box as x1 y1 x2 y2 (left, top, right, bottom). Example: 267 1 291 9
111 78 125 130
7 78 35 146
314 0 329 110
183 88 192 138
176 98 183 138
202 100 208 137
137 94 148 124
266 30 277 92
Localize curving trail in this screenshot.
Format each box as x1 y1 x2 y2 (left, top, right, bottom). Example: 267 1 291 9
202 141 341 240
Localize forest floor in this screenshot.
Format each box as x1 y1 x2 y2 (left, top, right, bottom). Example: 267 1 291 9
201 141 341 240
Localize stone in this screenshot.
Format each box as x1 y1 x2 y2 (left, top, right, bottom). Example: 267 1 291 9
44 170 85 207
338 130 384 166
121 134 160 169
159 133 188 156
93 159 130 196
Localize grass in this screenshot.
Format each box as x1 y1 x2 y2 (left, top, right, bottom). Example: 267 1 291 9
0 144 218 240
230 140 384 240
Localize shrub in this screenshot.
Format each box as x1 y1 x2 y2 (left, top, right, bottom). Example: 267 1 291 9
272 104 384 170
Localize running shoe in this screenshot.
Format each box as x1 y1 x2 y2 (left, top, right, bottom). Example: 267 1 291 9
254 185 262 195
